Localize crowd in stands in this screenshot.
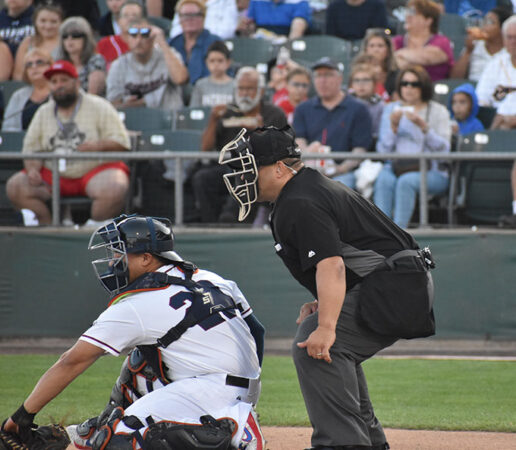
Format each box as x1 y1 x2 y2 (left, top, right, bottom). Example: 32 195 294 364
0 0 516 228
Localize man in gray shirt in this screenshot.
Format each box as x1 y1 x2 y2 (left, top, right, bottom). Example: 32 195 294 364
106 17 188 110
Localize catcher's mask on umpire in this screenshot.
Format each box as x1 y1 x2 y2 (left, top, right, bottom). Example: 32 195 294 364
88 214 183 295
218 125 301 221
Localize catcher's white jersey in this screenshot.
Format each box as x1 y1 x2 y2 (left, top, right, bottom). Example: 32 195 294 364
80 264 260 381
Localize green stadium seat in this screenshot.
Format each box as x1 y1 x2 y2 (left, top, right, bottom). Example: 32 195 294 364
224 37 275 72
148 16 172 35
117 107 174 131
433 79 475 106
450 130 516 224
173 106 212 131
0 131 25 224
438 13 467 60
477 106 497 129
0 80 29 106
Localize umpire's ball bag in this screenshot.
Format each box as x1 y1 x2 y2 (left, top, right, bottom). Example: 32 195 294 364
357 252 435 339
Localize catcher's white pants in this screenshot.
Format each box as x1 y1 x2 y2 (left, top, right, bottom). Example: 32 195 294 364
114 373 264 449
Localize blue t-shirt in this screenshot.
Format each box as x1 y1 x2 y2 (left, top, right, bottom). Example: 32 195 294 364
326 0 388 41
247 0 311 36
0 6 34 56
169 29 221 85
293 94 373 153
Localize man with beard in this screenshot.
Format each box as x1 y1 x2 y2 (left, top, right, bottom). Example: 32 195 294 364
191 66 287 223
6 60 131 226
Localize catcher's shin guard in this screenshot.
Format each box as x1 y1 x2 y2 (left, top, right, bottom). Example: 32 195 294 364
238 409 265 450
91 408 135 450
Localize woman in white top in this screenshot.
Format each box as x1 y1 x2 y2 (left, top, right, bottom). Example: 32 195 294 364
450 7 512 82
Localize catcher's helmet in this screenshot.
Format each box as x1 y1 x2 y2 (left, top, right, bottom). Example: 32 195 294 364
88 215 183 295
218 125 301 221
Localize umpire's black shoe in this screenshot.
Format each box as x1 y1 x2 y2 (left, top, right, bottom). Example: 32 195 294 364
498 214 516 228
305 444 389 450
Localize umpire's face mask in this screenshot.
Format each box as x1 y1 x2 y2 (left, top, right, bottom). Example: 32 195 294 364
88 221 130 296
218 128 259 222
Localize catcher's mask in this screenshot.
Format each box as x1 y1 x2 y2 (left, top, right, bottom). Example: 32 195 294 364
88 214 183 295
218 125 301 221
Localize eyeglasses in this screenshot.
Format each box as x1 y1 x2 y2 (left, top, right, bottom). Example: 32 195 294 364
289 82 310 88
128 27 151 38
25 59 50 69
400 80 422 88
62 31 85 39
179 12 203 20
352 78 374 84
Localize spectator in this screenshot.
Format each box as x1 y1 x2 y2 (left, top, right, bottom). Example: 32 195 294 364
96 0 145 71
358 27 399 99
2 48 51 131
192 66 287 223
450 7 512 81
0 38 13 81
107 18 187 109
168 0 221 85
374 65 451 228
0 0 34 57
476 15 516 129
293 57 373 189
348 62 385 143
5 60 131 226
393 0 454 81
98 0 124 37
441 0 513 16
189 40 235 107
243 0 311 39
12 2 63 80
448 83 484 135
276 66 311 124
169 0 239 40
326 0 388 41
56 16 106 95
34 0 100 32
146 0 177 19
498 161 516 228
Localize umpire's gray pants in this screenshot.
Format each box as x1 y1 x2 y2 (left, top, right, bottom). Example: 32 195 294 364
292 286 397 448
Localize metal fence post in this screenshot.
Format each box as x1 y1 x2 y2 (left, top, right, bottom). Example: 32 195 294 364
419 155 429 227
51 159 60 226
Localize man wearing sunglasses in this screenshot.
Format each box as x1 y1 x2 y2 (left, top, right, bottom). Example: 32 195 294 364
107 17 187 109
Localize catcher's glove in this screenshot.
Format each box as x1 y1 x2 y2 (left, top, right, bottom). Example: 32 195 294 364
0 424 70 450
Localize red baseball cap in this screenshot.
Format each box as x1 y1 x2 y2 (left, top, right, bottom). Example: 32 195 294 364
43 60 79 80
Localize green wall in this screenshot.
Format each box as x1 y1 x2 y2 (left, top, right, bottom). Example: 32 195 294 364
1 230 515 339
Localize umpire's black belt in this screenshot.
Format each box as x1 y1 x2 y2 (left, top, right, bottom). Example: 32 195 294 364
225 374 250 388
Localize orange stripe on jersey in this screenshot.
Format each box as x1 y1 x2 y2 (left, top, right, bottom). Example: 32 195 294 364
107 285 170 307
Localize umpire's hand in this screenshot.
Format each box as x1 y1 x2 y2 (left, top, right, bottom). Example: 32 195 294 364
297 326 335 364
296 300 318 324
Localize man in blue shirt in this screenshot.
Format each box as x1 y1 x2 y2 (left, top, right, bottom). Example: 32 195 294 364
326 0 388 41
168 0 221 85
0 0 34 57
293 57 373 189
246 0 311 38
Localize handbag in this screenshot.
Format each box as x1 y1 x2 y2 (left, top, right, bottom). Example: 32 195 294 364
357 248 436 339
391 103 432 177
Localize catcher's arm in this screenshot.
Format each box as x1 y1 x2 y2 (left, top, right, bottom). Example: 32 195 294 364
3 340 104 433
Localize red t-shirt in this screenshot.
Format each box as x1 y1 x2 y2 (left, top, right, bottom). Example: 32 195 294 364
96 35 129 71
276 98 295 124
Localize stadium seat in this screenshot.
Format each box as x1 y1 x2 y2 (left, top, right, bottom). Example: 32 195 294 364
449 130 516 224
173 106 212 130
117 107 174 131
0 80 29 106
224 37 275 73
438 13 467 60
0 131 25 225
148 16 172 35
477 106 497 129
433 79 475 106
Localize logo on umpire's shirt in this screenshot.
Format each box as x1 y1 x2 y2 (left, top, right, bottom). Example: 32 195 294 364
308 250 316 258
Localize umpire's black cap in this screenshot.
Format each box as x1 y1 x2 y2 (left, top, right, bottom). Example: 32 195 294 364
247 125 301 167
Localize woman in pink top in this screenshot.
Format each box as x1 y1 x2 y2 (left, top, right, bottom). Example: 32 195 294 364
393 0 454 81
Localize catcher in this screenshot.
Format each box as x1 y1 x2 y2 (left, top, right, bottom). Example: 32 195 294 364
0 214 265 450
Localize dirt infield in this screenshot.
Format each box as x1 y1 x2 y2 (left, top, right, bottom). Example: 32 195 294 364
262 427 516 449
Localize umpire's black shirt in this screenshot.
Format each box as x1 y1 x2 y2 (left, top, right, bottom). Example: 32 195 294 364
270 167 419 298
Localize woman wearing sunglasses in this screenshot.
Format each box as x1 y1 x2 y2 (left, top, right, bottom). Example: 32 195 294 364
12 2 63 80
2 48 52 131
56 16 106 96
392 0 454 81
373 65 451 228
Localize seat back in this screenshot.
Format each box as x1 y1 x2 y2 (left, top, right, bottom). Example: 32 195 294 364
0 80 29 106
173 106 212 131
438 13 467 60
0 131 25 224
148 16 171 35
457 130 515 223
433 79 475 107
140 129 203 152
117 107 174 131
476 106 497 129
224 38 275 73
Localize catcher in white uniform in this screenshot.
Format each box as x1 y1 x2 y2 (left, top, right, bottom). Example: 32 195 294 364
1 215 266 450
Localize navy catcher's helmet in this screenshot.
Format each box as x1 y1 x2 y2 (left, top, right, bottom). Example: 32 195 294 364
88 215 183 295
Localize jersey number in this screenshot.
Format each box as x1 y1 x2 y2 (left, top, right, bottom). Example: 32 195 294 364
168 281 237 331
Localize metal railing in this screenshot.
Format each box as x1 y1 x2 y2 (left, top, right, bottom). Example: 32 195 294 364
0 151 514 227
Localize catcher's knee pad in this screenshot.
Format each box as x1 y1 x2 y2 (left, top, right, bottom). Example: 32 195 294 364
91 407 134 450
142 415 235 450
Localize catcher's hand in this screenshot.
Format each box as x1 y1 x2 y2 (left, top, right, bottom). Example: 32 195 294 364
0 424 70 450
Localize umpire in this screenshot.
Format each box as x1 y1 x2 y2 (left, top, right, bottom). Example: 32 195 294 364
219 126 436 450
